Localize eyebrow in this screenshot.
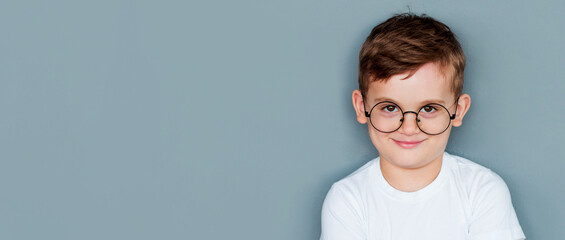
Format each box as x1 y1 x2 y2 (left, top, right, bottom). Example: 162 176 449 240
372 97 447 106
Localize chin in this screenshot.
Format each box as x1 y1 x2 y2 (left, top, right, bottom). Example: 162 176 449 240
370 131 448 170
378 144 445 170
383 154 431 169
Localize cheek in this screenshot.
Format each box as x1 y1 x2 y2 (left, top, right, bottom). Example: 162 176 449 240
437 128 452 143
368 129 390 147
427 131 451 151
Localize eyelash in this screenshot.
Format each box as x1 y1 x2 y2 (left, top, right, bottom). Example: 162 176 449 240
380 104 438 112
382 105 398 112
421 106 437 112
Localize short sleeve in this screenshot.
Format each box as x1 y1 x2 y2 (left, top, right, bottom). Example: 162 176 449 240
320 183 366 240
468 170 526 240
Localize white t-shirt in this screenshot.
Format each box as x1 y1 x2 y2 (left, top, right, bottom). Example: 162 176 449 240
320 152 525 240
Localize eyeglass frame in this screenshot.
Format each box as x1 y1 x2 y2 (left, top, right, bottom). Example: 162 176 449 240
363 97 460 135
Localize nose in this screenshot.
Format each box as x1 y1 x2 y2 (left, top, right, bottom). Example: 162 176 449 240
398 111 420 135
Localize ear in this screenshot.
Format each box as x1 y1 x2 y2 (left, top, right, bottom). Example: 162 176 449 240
452 93 471 127
352 90 368 124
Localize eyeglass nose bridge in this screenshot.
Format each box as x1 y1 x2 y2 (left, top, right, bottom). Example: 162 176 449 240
399 111 420 123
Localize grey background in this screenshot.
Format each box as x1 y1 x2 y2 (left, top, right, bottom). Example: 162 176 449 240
1 0 564 239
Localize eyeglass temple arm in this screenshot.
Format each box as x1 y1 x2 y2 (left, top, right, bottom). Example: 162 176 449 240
361 94 371 117
450 96 461 120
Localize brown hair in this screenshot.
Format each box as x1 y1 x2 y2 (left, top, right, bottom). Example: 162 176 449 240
358 13 465 99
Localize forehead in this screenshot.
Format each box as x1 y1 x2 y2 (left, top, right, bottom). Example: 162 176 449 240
366 63 455 107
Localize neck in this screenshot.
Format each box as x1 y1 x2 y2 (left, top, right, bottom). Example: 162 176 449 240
380 155 443 192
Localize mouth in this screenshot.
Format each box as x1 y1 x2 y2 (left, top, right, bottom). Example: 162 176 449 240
392 139 425 149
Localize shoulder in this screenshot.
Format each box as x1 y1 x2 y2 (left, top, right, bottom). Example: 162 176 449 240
335 159 376 189
446 153 525 239
327 159 377 204
320 160 377 239
447 153 510 197
446 156 525 239
322 159 377 219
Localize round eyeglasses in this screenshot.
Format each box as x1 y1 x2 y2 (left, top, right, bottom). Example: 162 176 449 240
364 101 458 135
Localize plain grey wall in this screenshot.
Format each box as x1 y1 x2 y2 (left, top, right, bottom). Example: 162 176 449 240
1 0 563 239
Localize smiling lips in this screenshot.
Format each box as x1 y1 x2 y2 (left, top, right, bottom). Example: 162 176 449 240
393 139 425 149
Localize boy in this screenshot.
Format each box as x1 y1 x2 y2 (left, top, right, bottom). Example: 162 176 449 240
320 13 525 240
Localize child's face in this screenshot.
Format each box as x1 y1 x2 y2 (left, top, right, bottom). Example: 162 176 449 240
353 62 471 170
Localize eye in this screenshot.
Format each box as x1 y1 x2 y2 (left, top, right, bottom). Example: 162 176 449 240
421 105 437 113
382 105 398 112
